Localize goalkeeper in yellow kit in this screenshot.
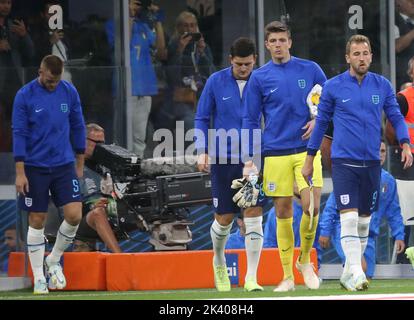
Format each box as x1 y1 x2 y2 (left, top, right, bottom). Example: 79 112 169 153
242 21 327 291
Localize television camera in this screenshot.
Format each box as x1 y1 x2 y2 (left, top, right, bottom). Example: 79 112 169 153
87 143 212 251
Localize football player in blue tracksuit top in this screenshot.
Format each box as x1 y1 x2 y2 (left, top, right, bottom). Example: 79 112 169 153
194 38 266 292
242 21 326 292
302 34 413 291
12 55 86 295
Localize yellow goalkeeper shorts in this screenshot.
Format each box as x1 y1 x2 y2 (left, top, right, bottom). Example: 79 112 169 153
263 151 323 197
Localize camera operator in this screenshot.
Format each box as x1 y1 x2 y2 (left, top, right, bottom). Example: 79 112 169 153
105 0 167 158
166 11 215 136
74 123 122 253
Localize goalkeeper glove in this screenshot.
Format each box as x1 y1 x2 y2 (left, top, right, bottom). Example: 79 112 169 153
306 84 322 118
231 174 260 208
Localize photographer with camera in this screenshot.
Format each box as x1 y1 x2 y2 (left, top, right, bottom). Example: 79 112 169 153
105 0 166 158
74 123 122 253
166 10 215 136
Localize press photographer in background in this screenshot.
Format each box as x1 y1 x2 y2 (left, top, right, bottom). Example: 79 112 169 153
166 10 215 135
105 0 166 158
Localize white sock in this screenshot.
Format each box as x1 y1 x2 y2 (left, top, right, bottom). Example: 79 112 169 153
48 220 79 264
211 219 233 266
244 216 263 282
358 216 371 256
27 227 46 281
340 212 364 277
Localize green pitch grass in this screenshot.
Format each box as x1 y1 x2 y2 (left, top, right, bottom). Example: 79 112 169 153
0 279 414 300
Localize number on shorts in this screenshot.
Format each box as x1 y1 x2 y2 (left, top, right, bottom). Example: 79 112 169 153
72 179 79 193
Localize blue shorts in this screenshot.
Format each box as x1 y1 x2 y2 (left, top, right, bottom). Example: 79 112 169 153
332 160 381 215
18 163 82 212
210 163 267 215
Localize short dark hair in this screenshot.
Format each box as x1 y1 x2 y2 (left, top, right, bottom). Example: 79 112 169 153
230 37 256 58
265 21 291 40
40 55 64 76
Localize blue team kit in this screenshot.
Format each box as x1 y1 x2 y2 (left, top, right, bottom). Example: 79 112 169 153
243 57 327 157
195 67 267 213
308 71 409 159
12 79 86 211
19 164 81 212
308 71 410 212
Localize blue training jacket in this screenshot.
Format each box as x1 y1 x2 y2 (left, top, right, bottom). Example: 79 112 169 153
242 56 327 157
195 67 248 161
308 71 409 161
319 169 405 240
12 78 86 167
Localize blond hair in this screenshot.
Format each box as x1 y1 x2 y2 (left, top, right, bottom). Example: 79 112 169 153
346 34 372 55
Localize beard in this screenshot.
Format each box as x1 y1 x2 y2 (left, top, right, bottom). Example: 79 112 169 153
353 64 369 77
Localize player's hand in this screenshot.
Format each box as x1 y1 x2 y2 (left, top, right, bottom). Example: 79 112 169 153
197 153 210 173
301 156 314 185
15 173 29 196
242 160 258 178
231 175 259 208
302 119 315 140
395 240 406 254
318 236 331 249
306 84 322 118
10 20 27 37
401 143 413 170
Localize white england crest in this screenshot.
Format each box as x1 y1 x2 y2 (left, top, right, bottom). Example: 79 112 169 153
213 198 218 208
340 194 350 205
25 197 33 207
372 95 380 105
